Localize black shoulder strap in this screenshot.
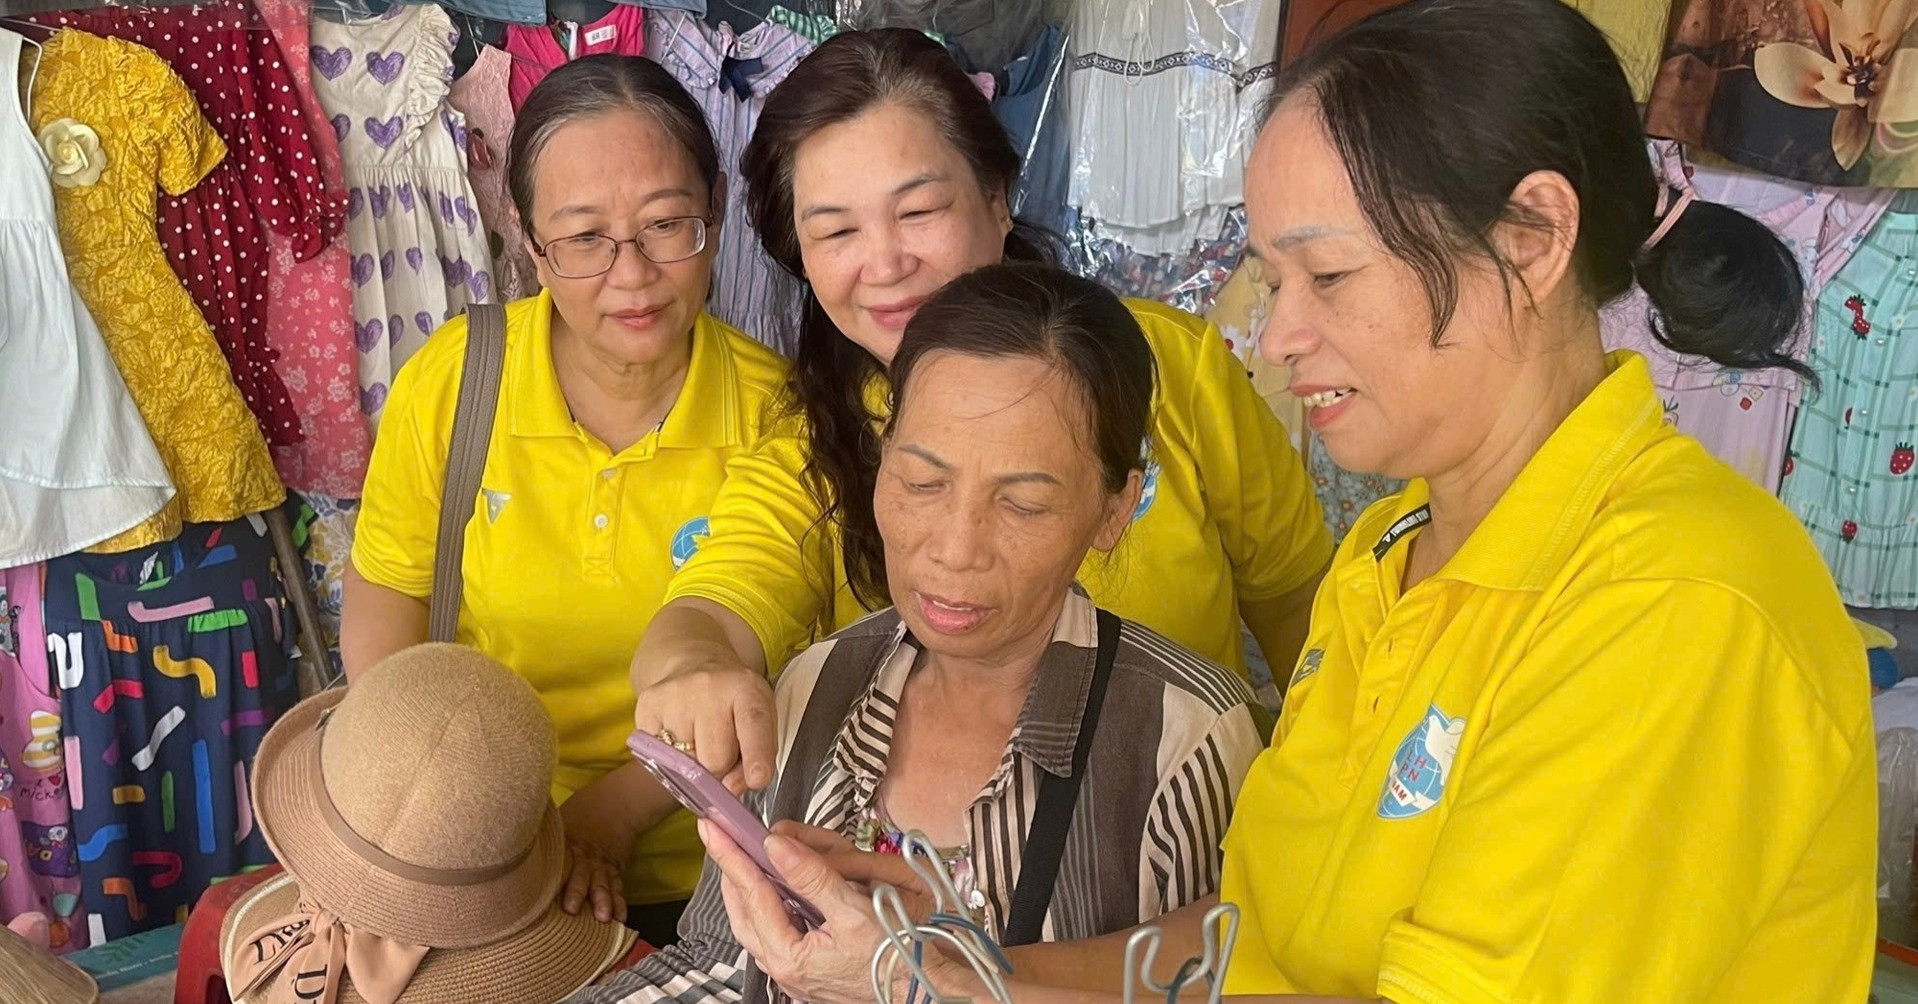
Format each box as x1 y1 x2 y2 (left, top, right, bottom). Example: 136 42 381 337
1001 608 1121 947
428 303 506 643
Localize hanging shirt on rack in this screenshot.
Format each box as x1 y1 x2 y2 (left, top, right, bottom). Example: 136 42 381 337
1781 210 1918 610
503 3 645 110
649 11 812 352
26 0 339 454
448 43 539 301
251 0 374 499
0 28 175 565
1067 0 1281 256
29 28 285 553
308 3 497 429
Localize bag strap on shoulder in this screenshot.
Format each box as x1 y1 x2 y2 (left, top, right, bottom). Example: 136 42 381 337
428 303 508 643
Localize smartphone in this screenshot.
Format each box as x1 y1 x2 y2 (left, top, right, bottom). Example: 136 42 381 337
626 730 826 930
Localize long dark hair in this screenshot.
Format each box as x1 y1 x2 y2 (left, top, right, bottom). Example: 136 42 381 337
741 29 1060 610
880 263 1156 582
1273 0 1808 379
508 55 721 235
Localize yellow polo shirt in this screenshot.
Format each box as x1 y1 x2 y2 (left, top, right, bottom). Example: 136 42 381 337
352 291 792 905
663 298 1333 674
1217 352 1876 1002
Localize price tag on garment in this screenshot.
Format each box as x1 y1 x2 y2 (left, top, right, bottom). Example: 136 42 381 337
584 24 618 46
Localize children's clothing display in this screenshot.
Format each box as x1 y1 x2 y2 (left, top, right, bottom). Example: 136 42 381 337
0 28 175 566
254 0 374 498
28 2 336 452
29 28 285 554
309 2 496 428
446 41 539 300
45 511 299 942
0 564 88 954
502 2 644 109
1782 210 1918 609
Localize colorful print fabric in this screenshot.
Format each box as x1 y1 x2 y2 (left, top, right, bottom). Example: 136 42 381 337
0 564 88 954
43 512 300 942
1782 211 1918 609
1648 0 1918 186
254 0 374 499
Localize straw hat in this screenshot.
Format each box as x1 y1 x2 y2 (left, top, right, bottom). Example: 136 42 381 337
222 644 634 1004
0 924 96 1004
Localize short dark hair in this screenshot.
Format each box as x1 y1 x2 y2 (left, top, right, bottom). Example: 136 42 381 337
888 262 1155 498
1273 0 1809 380
740 29 1062 611
508 54 721 238
841 263 1154 603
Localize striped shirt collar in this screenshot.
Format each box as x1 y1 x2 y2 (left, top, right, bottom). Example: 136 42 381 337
831 585 1103 787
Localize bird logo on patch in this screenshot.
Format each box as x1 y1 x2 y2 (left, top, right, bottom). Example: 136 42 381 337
1378 704 1466 820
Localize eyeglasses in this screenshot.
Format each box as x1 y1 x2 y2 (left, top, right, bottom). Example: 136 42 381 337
530 216 711 278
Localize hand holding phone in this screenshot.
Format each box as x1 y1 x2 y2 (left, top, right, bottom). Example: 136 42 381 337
626 730 826 930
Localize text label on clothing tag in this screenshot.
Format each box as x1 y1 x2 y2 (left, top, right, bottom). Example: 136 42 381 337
584 25 618 46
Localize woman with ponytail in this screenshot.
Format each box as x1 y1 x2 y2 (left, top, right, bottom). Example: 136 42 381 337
703 2 1877 1001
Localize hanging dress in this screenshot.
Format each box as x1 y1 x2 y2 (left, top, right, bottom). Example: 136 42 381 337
28 28 284 554
253 0 373 498
0 27 175 566
309 3 496 429
447 42 539 301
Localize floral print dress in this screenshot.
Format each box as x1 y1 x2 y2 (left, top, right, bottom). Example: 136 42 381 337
309 3 495 429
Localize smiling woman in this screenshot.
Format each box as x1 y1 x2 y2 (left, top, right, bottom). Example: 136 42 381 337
630 29 1335 806
573 263 1266 1004
340 54 796 949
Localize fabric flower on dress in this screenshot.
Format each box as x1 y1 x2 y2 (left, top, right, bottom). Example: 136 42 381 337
37 119 106 188
1753 0 1918 169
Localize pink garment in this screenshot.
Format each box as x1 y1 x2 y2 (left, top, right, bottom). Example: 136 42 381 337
448 44 540 302
253 0 373 498
504 6 645 111
0 565 87 955
1601 141 1893 492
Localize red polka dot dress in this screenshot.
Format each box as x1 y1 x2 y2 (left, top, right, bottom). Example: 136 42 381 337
29 1 337 452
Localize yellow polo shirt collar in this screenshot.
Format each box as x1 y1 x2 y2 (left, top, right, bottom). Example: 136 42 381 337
505 291 744 451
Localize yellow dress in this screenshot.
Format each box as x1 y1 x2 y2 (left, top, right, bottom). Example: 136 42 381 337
31 29 283 551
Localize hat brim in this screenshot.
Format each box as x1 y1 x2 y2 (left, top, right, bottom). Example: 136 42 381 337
222 873 636 1004
251 688 566 948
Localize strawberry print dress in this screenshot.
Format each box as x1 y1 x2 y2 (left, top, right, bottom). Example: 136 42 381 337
309 3 495 431
1781 209 1918 610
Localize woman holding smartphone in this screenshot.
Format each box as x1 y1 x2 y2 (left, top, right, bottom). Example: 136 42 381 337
576 266 1266 1004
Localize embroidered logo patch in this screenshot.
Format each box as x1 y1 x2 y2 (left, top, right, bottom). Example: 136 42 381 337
1378 704 1465 820
482 489 511 523
1289 648 1324 689
670 516 711 570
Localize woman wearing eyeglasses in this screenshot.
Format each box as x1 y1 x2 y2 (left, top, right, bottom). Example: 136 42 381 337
340 55 792 950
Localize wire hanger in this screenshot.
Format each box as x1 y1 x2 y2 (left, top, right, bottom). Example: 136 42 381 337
867 831 1014 1004
1121 902 1241 1004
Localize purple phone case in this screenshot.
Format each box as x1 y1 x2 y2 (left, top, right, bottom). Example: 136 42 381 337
626 731 826 930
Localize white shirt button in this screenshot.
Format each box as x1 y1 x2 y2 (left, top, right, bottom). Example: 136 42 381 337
594 514 609 529
602 469 616 480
